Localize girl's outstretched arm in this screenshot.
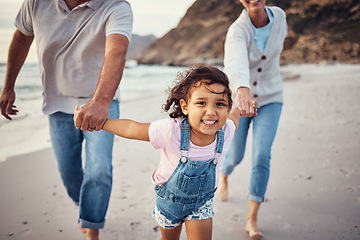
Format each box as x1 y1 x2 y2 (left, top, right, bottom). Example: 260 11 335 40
228 107 240 130
103 119 150 141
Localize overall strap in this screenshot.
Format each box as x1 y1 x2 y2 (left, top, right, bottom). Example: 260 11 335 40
213 128 225 162
215 128 225 154
180 118 190 156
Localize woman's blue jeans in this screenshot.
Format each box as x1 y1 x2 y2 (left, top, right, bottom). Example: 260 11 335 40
221 103 282 202
48 100 119 229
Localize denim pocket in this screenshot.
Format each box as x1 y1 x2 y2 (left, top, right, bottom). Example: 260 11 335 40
155 185 167 200
178 172 215 195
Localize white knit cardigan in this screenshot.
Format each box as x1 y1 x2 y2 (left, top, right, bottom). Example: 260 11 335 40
224 6 287 107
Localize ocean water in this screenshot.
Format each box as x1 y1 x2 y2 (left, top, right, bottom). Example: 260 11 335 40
0 63 186 162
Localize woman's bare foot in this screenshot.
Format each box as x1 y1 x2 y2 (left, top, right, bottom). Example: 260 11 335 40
245 221 264 240
218 173 229 201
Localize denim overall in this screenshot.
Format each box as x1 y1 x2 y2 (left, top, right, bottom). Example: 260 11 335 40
154 118 225 227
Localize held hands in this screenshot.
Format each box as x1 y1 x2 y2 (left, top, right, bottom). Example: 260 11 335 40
0 89 18 120
236 87 257 117
73 100 109 132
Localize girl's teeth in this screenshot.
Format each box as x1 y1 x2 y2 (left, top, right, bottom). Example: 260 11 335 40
249 0 260 3
203 120 216 124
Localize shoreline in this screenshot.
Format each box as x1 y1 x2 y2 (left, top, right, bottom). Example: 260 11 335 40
0 62 358 163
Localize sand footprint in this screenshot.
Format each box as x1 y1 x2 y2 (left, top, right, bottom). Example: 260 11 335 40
19 223 33 236
230 214 241 222
281 223 294 230
339 168 352 177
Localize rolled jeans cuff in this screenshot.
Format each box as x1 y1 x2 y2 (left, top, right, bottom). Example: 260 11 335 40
248 193 264 203
79 218 105 229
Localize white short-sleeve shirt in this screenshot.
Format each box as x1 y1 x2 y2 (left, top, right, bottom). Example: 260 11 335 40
15 0 133 114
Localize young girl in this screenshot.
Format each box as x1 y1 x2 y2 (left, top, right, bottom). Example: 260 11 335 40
98 65 242 239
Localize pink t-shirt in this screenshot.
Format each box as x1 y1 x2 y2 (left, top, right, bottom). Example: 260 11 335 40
149 118 236 186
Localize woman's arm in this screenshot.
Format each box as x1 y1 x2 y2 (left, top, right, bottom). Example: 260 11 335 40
224 20 257 118
102 119 150 141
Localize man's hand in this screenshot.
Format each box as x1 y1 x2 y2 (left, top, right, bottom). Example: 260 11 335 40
236 87 257 118
0 89 18 120
74 100 109 132
0 30 33 120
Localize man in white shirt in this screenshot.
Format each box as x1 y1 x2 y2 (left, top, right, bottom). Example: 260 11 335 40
0 0 133 239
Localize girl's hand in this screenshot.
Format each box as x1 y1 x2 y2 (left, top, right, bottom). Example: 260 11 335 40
236 87 257 117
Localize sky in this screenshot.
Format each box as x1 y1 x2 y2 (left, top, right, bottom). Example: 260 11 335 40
0 0 196 63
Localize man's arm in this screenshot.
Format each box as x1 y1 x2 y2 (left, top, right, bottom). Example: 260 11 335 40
0 30 34 120
74 34 129 131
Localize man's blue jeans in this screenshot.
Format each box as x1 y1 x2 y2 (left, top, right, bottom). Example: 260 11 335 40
48 100 119 229
221 103 282 202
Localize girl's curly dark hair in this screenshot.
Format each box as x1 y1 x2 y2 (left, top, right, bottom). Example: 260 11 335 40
163 64 232 118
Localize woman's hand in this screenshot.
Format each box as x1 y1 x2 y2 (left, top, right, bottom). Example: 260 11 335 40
236 87 257 117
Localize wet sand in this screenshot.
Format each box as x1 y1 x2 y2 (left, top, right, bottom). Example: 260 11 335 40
0 64 359 240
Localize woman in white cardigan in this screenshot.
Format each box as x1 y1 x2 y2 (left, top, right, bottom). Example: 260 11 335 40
218 0 287 239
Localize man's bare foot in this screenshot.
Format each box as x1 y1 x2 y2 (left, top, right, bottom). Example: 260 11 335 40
86 229 99 240
218 173 228 201
78 227 99 240
78 226 87 234
245 221 264 240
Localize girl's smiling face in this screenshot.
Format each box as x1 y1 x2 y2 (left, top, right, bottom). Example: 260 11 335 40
180 81 231 146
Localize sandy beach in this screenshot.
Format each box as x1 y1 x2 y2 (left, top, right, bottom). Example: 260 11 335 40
0 64 359 240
